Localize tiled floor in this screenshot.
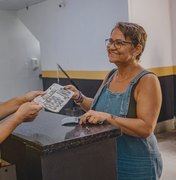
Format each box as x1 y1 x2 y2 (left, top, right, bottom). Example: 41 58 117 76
156 129 176 180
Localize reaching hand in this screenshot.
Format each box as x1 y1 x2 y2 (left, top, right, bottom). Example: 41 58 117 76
22 91 45 102
13 102 42 124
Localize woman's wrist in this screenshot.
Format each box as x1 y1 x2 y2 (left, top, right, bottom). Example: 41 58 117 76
106 114 117 123
74 91 84 104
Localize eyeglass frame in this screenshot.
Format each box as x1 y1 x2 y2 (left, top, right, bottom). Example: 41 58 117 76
105 38 132 49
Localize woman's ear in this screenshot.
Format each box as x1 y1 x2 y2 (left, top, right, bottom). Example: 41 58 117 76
133 44 142 58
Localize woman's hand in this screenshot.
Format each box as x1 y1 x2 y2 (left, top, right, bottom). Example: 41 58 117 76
13 102 42 124
79 110 111 125
64 85 80 100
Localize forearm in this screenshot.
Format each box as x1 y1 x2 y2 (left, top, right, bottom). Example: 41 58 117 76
0 115 22 143
78 95 94 112
0 96 26 119
107 115 155 138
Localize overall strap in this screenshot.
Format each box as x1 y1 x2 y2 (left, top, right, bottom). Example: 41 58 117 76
119 70 153 117
91 68 117 110
105 68 117 83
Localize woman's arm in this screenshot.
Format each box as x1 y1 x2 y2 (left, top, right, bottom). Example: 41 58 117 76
80 74 162 138
64 85 93 112
111 74 162 137
64 71 112 112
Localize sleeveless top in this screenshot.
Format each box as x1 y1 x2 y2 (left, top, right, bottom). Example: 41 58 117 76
91 69 162 179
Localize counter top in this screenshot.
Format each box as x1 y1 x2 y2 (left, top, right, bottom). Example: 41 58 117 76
12 110 121 155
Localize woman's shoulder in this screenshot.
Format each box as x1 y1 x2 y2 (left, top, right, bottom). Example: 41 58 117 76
136 70 160 93
133 68 157 80
133 69 160 90
140 70 159 82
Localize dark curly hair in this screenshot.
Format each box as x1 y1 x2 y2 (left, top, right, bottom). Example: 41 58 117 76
111 22 147 60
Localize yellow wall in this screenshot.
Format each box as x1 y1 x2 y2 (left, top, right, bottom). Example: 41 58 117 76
42 66 176 80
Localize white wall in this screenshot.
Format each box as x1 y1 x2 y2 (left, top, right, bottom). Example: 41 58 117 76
0 11 42 100
170 0 176 66
128 0 173 69
17 0 128 71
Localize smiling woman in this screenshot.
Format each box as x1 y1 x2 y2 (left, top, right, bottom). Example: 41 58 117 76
64 22 163 180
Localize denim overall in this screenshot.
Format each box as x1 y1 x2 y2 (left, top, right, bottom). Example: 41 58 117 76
91 70 163 180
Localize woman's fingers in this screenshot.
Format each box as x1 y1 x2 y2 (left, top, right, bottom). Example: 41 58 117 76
79 110 104 125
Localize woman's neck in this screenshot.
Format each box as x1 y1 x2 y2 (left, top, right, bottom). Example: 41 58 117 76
115 62 143 81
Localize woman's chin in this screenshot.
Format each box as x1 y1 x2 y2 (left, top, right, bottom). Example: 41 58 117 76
109 59 117 63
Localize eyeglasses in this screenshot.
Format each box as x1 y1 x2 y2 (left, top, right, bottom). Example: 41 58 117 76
105 38 132 49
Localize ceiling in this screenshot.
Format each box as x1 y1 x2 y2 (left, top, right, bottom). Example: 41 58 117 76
0 0 47 11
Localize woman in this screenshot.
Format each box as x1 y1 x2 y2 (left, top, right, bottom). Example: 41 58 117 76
65 22 163 179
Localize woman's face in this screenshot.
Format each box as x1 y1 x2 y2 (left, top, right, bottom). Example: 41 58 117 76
107 28 135 65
